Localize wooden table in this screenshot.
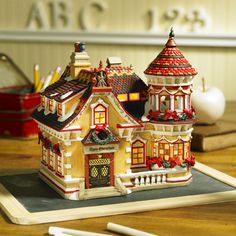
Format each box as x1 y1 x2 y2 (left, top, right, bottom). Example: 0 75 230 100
0 102 236 236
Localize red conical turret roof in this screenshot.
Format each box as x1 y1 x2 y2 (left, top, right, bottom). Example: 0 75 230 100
144 28 197 77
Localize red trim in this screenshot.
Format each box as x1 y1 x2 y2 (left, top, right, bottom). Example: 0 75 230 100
152 85 191 90
130 164 147 169
85 153 114 189
85 155 89 189
61 128 82 132
116 124 142 129
55 172 64 178
124 183 134 187
48 165 54 171
41 160 47 166
92 87 113 92
166 175 192 183
39 171 79 194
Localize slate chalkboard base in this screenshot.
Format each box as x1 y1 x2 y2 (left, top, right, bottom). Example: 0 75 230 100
0 162 236 225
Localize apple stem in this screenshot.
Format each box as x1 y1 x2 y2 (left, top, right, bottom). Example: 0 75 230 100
202 77 206 92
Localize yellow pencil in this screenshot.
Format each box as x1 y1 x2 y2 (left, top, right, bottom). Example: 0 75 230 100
35 77 45 93
34 64 40 92
50 66 61 85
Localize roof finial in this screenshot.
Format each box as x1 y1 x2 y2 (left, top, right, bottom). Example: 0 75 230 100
99 60 103 69
169 27 175 38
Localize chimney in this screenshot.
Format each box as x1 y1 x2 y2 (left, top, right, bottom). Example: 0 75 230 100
70 42 91 79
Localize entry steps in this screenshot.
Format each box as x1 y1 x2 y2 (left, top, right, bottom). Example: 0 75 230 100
83 186 122 200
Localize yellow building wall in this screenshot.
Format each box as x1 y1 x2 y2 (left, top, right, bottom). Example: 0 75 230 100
114 140 131 175
64 93 141 177
0 0 235 101
65 141 85 178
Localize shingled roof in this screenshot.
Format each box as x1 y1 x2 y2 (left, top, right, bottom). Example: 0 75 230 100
42 77 88 102
106 66 148 94
144 29 198 77
32 109 78 131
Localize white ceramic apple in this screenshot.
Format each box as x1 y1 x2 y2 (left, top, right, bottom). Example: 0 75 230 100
191 86 225 125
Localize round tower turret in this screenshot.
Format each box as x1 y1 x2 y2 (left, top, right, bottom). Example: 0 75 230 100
144 28 197 122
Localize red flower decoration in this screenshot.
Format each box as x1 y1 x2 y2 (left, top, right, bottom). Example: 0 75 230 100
184 108 194 119
168 157 177 168
147 110 160 120
38 131 42 144
44 138 51 149
146 156 163 169
185 154 195 167
175 156 181 166
95 124 107 134
156 157 163 167
53 143 61 156
163 109 179 121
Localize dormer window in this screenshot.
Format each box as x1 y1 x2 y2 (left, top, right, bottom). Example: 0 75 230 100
48 99 54 112
94 104 107 125
41 96 46 108
117 94 128 102
91 99 109 126
57 103 63 116
129 93 140 101
117 93 140 102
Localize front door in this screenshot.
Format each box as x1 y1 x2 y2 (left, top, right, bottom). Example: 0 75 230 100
85 153 114 188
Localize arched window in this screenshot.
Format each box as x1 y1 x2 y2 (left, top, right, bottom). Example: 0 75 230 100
159 95 170 112
158 143 170 160
174 96 184 111
173 142 184 158
94 104 107 125
131 140 145 165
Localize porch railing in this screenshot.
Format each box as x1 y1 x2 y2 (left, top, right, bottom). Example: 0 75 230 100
118 167 186 188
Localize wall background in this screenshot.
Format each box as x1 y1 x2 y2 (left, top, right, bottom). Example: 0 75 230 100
0 0 236 101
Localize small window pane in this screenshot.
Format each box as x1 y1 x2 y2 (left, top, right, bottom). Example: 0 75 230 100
129 93 140 101
117 94 128 102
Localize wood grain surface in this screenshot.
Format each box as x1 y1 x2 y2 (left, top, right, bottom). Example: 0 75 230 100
0 102 236 236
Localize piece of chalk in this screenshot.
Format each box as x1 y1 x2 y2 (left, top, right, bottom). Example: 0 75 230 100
54 233 71 236
107 222 157 236
48 226 112 236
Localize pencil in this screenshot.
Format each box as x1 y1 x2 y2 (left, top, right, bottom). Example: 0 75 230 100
35 76 45 93
107 222 157 236
50 66 61 85
42 71 53 90
34 64 40 92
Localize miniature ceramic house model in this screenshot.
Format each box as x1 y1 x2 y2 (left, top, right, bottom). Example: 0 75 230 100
33 29 197 200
